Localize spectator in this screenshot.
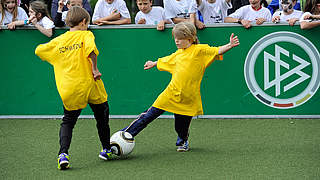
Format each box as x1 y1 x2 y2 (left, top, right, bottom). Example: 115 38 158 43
300 0 320 29
51 0 91 20
26 0 54 37
54 0 82 27
224 0 272 28
190 0 232 24
92 0 131 25
267 0 300 15
164 0 204 29
272 0 302 26
0 0 28 29
227 0 249 15
135 0 171 30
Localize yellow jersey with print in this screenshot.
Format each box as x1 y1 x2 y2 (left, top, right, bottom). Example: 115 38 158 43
152 44 221 116
35 31 108 111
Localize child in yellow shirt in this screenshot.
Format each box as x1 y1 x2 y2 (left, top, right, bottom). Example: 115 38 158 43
122 21 239 152
35 6 112 170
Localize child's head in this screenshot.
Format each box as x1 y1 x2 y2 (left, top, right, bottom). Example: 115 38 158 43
1 0 17 13
29 1 50 20
304 0 320 14
172 22 199 49
249 0 261 7
1 0 17 24
67 0 83 9
105 0 114 4
280 0 296 13
65 6 90 28
136 0 152 14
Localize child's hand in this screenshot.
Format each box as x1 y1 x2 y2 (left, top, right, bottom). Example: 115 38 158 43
255 18 266 25
287 18 298 26
58 0 65 10
304 14 311 20
138 18 146 24
195 20 205 30
92 69 102 81
239 19 251 29
157 21 165 31
144 61 157 70
229 33 239 48
29 15 37 25
7 22 16 30
272 16 280 23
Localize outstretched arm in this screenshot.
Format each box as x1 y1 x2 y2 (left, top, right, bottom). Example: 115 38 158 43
144 61 157 70
88 51 101 80
218 33 239 55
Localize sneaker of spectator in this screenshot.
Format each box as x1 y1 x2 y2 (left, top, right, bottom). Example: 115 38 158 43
272 0 303 26
224 0 272 29
92 0 131 25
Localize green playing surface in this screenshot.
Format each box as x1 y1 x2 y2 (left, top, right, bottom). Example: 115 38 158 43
1 118 320 179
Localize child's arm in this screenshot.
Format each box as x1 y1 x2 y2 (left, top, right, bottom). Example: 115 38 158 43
7 20 25 30
88 51 102 81
29 16 53 37
92 10 121 24
144 61 157 70
218 33 239 55
95 18 131 25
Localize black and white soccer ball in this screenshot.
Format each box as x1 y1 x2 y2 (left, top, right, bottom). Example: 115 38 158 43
110 131 135 156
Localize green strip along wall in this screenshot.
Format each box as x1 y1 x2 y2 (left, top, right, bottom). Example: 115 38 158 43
0 24 319 116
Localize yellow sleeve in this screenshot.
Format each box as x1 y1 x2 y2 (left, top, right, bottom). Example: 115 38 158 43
35 39 58 65
84 32 99 57
198 45 222 68
156 51 178 73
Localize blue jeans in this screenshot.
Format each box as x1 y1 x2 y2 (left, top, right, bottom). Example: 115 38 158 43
123 106 192 143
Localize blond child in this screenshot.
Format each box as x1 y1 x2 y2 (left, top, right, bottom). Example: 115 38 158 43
135 0 171 30
35 6 112 170
122 21 239 152
27 1 55 37
92 0 131 25
0 0 28 29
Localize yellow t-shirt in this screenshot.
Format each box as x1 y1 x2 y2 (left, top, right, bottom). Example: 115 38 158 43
35 31 108 111
152 44 221 116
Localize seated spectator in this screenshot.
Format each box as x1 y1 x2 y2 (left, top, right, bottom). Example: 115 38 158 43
51 0 91 20
190 0 232 24
272 0 302 26
267 0 300 15
224 0 272 28
300 0 320 29
26 0 54 37
135 0 171 30
164 0 204 29
0 0 28 29
92 0 131 25
54 0 82 27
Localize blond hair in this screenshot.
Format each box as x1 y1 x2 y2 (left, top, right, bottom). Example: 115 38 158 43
1 0 18 24
172 22 199 44
65 6 90 28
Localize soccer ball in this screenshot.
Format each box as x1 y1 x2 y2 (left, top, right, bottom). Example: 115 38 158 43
110 131 135 156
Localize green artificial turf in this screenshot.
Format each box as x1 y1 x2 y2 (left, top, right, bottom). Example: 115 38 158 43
1 118 320 180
